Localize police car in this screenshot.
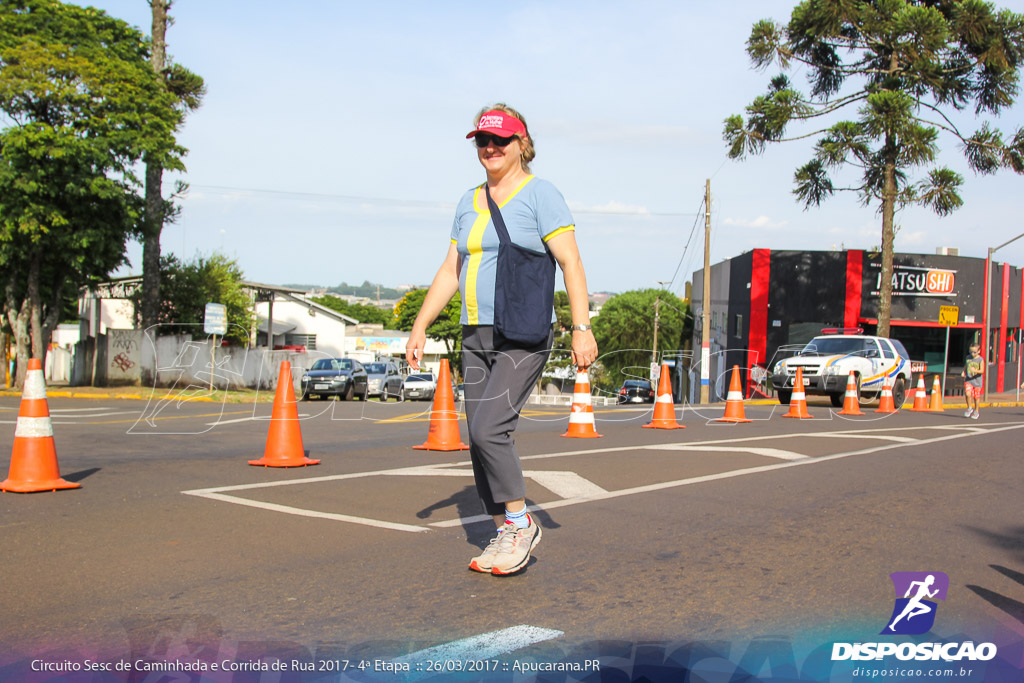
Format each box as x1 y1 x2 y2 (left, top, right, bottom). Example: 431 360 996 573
770 328 913 408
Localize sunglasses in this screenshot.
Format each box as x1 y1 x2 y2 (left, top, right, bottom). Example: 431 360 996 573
474 132 516 148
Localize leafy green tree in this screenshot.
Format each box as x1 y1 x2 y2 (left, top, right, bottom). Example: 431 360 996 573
331 281 404 300
592 289 688 391
0 0 183 386
394 288 462 371
140 0 205 331
724 0 1024 337
134 252 251 346
311 295 396 327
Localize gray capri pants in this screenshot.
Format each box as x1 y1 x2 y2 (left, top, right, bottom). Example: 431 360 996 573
461 325 553 517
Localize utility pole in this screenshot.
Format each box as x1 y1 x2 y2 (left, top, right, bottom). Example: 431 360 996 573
652 295 661 383
652 281 670 381
700 179 711 405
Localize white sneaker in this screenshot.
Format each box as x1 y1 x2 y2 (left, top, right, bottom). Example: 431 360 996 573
490 515 542 576
971 410 980 420
468 525 510 573
964 409 973 417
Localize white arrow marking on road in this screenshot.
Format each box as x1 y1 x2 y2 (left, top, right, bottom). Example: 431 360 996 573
803 432 919 443
648 444 808 461
390 625 564 682
387 466 607 499
525 470 607 498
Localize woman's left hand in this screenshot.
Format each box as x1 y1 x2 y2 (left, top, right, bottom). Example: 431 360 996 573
571 329 598 369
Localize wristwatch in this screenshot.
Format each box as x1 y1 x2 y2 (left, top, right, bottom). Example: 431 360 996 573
572 324 592 331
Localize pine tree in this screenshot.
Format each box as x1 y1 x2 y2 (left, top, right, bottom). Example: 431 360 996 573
724 0 1024 336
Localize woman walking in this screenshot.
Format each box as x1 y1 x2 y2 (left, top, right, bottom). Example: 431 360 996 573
406 104 597 575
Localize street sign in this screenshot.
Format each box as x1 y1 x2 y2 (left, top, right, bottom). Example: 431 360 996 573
938 305 959 326
204 303 227 335
938 305 959 398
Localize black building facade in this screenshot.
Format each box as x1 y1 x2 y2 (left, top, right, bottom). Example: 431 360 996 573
692 249 1021 398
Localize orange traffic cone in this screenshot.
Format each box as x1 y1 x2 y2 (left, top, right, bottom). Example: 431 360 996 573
928 375 944 412
644 364 685 429
783 367 813 418
836 371 864 415
909 376 929 412
414 359 469 451
1 359 80 493
715 365 751 423
249 361 320 467
875 375 898 414
562 368 602 438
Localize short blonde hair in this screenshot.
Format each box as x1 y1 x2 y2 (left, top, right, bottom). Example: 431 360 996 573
474 103 535 173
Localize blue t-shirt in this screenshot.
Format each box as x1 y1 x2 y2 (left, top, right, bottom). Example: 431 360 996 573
450 176 574 326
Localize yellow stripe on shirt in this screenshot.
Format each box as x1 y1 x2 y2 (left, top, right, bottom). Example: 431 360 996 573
464 187 489 324
462 177 540 325
543 224 575 242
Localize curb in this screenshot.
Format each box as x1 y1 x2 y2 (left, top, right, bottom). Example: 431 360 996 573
0 389 242 403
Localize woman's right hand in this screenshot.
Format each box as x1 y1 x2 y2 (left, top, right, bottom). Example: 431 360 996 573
406 329 426 370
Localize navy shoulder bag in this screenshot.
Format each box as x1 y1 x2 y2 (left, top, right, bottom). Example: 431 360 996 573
485 185 556 346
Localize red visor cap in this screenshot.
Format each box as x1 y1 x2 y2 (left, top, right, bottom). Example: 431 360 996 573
465 110 527 139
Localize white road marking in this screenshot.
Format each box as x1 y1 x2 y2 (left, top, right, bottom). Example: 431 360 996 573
2 411 137 424
206 416 257 426
648 445 807 461
391 625 564 681
428 422 1024 528
54 411 137 418
804 432 919 443
182 422 1024 532
385 466 608 499
206 413 310 426
526 470 608 498
184 491 428 533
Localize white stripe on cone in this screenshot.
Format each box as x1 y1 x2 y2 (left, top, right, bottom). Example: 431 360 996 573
22 371 47 401
15 416 54 438
657 394 674 403
568 412 595 424
727 391 743 401
573 393 593 404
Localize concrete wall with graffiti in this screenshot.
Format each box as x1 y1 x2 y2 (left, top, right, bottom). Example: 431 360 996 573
72 329 332 391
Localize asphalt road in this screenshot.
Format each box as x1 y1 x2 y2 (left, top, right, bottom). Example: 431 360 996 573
1 393 1023 682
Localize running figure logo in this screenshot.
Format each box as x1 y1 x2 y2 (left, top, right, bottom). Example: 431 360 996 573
882 571 949 635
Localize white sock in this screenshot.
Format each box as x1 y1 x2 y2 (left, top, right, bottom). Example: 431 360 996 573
505 507 529 529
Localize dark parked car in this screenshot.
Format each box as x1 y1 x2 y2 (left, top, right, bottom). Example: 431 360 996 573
300 358 368 400
365 361 403 401
617 379 655 404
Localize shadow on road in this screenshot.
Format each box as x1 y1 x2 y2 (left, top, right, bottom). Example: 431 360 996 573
415 486 561 547
64 467 101 483
966 566 1024 627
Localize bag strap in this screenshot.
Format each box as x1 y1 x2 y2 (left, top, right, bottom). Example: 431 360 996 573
484 185 512 245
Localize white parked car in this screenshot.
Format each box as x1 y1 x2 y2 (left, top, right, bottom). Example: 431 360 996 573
771 329 913 408
401 372 437 401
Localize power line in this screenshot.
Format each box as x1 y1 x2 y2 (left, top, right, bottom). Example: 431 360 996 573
666 194 707 295
188 183 700 217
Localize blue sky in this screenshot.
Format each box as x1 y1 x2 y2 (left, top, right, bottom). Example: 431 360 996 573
81 0 1024 296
